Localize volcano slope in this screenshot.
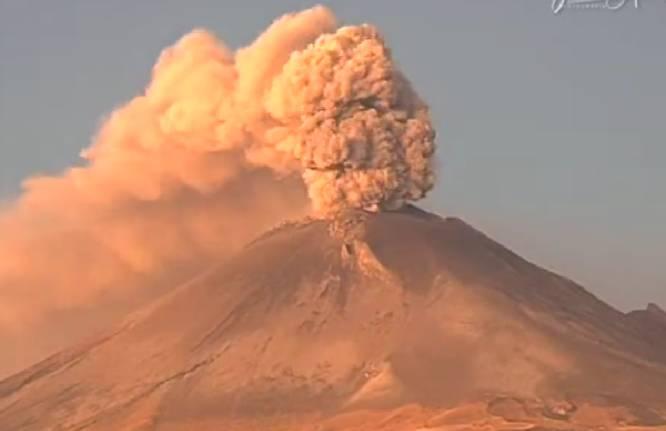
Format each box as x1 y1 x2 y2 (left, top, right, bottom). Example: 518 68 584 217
1 207 665 430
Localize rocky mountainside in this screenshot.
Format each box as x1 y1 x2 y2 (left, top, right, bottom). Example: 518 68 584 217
1 207 665 430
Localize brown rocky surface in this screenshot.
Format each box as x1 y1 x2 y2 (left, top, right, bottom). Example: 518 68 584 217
1 207 665 430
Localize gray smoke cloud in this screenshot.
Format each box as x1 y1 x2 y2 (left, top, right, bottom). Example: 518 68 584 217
266 25 436 214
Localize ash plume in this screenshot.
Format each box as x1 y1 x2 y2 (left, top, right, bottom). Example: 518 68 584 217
0 5 436 374
266 25 436 214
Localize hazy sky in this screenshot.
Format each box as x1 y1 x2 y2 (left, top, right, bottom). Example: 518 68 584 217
0 1 664 310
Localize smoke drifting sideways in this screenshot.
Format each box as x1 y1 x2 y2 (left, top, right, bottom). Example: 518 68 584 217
0 6 436 373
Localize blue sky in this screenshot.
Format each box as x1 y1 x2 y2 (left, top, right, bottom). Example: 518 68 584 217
0 1 664 309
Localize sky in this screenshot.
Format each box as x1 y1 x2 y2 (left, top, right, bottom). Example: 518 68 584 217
0 0 664 310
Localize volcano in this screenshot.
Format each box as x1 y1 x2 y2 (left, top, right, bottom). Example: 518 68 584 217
1 207 665 430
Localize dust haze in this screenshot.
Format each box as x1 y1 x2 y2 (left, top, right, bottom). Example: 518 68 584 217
0 6 435 376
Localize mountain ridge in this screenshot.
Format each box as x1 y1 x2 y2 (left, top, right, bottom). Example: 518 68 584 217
1 207 665 430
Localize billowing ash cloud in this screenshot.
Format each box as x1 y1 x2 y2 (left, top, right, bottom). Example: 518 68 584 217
131 7 436 215
267 25 435 214
0 6 436 374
